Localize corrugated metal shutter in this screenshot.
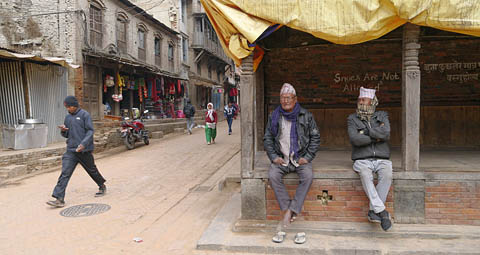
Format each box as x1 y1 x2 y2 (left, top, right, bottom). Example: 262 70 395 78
26 63 68 143
0 61 26 125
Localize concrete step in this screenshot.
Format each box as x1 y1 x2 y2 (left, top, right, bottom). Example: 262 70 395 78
197 194 480 255
151 131 164 139
0 164 28 179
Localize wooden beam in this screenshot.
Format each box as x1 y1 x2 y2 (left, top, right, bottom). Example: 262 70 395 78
20 61 31 119
402 24 421 171
240 55 255 178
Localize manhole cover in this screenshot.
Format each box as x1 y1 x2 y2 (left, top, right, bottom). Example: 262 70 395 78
60 203 111 217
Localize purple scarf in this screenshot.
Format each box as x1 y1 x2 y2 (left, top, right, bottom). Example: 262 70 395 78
270 103 301 160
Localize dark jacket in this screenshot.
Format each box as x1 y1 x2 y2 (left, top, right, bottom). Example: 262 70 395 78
224 105 236 119
183 103 195 118
347 111 391 161
263 106 321 163
61 108 94 152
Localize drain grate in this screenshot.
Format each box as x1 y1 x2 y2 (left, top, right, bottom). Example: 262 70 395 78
60 203 111 217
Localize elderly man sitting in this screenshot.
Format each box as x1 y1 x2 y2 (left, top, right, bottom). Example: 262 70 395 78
347 87 393 231
264 83 321 244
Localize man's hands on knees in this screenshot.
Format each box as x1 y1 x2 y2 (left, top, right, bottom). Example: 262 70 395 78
298 158 308 165
273 157 286 165
273 157 309 165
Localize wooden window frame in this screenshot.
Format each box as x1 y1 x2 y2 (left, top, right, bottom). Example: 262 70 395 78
154 36 162 67
89 3 103 48
116 14 128 54
138 29 146 61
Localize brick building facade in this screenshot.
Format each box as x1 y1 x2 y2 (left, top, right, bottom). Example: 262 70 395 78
238 25 480 226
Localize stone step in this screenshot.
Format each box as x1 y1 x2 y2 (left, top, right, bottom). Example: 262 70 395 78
198 194 480 255
38 156 62 165
143 116 203 125
145 122 191 133
173 127 185 133
0 164 28 179
151 131 164 139
0 170 9 179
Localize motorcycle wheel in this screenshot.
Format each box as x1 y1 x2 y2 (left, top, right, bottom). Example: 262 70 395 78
143 136 150 145
124 134 135 150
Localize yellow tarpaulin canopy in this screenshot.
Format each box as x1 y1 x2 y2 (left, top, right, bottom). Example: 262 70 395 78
200 0 480 67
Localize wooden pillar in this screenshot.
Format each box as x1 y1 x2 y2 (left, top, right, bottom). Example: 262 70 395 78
401 23 421 171
255 61 265 152
396 23 425 223
240 55 255 178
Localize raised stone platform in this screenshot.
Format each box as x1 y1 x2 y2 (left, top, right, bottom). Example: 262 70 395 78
197 193 480 255
249 150 480 226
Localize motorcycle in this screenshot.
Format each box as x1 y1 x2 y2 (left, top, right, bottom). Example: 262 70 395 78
120 110 149 150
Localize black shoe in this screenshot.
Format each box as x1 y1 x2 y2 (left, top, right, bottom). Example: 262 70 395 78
95 184 106 197
46 198 65 208
378 210 392 231
367 210 381 223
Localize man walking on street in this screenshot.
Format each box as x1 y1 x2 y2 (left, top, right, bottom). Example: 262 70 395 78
347 87 393 231
47 96 107 208
183 98 196 134
224 102 236 135
264 83 321 244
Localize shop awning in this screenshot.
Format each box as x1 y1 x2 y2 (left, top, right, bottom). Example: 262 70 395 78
194 80 215 88
200 0 480 66
0 49 79 68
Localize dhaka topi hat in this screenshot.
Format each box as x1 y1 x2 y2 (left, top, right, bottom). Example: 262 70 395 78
359 87 376 99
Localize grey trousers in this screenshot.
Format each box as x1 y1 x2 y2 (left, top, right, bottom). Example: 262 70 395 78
353 159 393 213
268 162 313 214
186 117 195 132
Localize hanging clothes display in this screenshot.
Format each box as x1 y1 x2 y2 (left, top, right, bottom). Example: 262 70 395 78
180 83 185 97
118 72 125 94
147 79 153 98
161 77 165 97
169 81 175 95
104 74 114 93
177 80 182 97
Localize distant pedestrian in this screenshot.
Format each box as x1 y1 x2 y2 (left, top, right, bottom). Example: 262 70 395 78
183 98 196 134
47 96 107 208
205 102 217 145
224 102 236 135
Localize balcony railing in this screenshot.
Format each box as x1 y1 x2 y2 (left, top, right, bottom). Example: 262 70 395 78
193 1 206 14
192 32 230 64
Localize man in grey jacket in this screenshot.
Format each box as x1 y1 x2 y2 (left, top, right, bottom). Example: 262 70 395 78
347 87 392 231
47 96 107 208
264 83 321 243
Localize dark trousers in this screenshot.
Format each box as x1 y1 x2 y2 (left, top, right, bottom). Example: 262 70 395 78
52 151 106 200
227 117 233 133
